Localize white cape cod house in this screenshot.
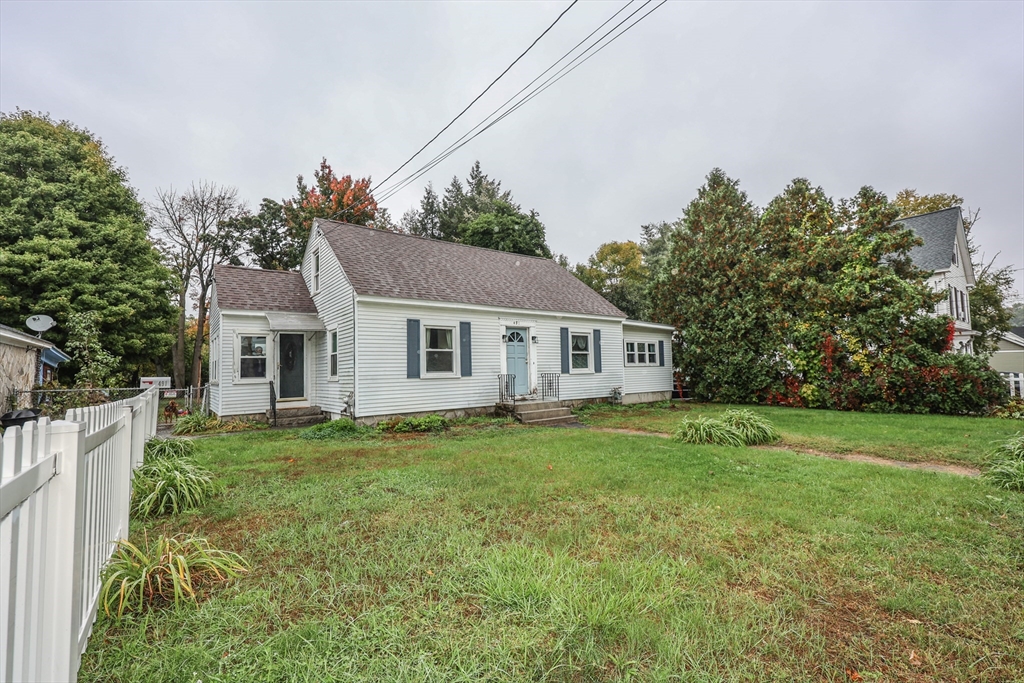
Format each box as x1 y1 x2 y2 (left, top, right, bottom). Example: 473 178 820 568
208 219 674 424
898 207 978 354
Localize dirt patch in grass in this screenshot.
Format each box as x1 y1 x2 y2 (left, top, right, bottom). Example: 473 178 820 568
585 427 981 476
756 445 981 477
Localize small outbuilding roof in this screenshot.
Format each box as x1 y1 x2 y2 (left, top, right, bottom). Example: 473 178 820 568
0 323 55 351
213 265 318 313
316 219 626 318
896 207 962 274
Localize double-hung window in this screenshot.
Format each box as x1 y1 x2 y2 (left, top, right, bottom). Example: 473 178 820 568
625 342 636 364
570 332 591 371
425 326 455 374
239 335 267 379
329 330 338 378
312 248 320 293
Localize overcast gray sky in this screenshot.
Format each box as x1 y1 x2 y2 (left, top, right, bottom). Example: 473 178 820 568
3 1 1022 296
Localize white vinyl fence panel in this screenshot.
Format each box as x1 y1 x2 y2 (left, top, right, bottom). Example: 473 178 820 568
1002 372 1023 398
0 387 157 683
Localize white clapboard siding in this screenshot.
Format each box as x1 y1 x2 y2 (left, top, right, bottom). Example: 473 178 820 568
0 387 157 683
215 311 275 416
354 299 626 418
303 230 355 415
622 325 674 396
208 288 222 414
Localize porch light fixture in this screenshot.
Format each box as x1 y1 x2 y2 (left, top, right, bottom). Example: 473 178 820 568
531 335 538 344
501 334 508 343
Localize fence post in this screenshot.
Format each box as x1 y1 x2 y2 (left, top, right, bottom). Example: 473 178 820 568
118 407 134 541
41 420 86 683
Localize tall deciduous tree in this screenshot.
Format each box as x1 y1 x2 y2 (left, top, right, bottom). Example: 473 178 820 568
150 182 245 388
283 158 376 238
572 241 649 320
0 110 174 382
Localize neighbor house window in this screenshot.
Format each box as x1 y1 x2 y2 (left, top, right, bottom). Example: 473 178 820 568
625 342 636 364
312 248 320 292
571 333 591 371
239 335 267 379
425 326 454 373
329 330 338 378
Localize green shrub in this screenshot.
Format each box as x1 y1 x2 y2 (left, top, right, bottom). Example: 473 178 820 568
984 433 1024 491
144 437 197 461
300 418 371 440
990 398 1024 420
673 416 744 447
131 458 216 517
720 409 780 445
172 412 218 435
378 414 450 434
100 534 248 617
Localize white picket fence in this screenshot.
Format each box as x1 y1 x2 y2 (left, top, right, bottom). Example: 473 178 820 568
1002 372 1023 399
0 387 158 683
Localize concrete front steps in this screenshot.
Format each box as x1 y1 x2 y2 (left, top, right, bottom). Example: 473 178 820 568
266 405 327 428
507 400 578 426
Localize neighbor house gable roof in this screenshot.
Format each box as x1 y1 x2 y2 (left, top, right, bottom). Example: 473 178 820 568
896 207 974 282
0 323 54 351
213 265 318 314
315 219 626 318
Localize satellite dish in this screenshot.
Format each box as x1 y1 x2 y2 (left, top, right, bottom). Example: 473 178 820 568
26 314 56 333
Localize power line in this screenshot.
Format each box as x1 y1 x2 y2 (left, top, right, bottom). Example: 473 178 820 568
362 0 579 204
374 0 667 206
371 0 644 203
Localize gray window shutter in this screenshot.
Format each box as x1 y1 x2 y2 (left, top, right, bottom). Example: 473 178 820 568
560 327 569 374
593 329 602 373
407 319 420 378
460 321 472 377
659 340 665 367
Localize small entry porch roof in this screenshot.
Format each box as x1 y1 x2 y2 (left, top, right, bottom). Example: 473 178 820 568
265 312 325 332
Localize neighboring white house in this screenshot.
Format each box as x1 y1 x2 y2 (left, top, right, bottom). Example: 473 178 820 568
898 207 978 354
208 219 674 423
991 327 1024 375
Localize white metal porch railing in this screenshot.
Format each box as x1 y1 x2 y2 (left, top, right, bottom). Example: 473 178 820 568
1002 372 1023 399
0 387 158 683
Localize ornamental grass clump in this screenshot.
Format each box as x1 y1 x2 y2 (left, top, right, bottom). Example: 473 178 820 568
720 409 780 445
143 437 197 460
131 457 216 517
172 412 218 435
984 433 1024 492
673 416 744 447
100 534 248 617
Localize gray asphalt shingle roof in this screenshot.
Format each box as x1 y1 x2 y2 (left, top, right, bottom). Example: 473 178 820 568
896 207 961 273
213 265 318 313
317 219 625 318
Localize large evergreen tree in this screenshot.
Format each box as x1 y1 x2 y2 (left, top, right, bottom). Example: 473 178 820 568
402 161 550 257
0 111 174 381
652 169 780 402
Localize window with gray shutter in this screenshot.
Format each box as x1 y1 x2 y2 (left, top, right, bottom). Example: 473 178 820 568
560 327 570 374
407 319 420 378
460 322 472 377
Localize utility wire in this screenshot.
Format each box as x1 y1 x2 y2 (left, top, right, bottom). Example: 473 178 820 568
373 0 666 206
370 0 642 203
355 0 579 211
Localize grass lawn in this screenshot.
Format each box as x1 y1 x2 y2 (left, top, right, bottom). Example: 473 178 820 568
576 402 1023 469
80 416 1024 682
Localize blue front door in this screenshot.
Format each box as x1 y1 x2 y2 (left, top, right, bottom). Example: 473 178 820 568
505 328 529 395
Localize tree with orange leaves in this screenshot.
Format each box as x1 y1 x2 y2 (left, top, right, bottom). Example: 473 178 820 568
282 158 378 238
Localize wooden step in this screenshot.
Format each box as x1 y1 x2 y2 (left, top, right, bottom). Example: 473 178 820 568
516 407 574 422
523 414 580 427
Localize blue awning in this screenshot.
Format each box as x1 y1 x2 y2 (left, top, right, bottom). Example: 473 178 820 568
40 346 71 367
